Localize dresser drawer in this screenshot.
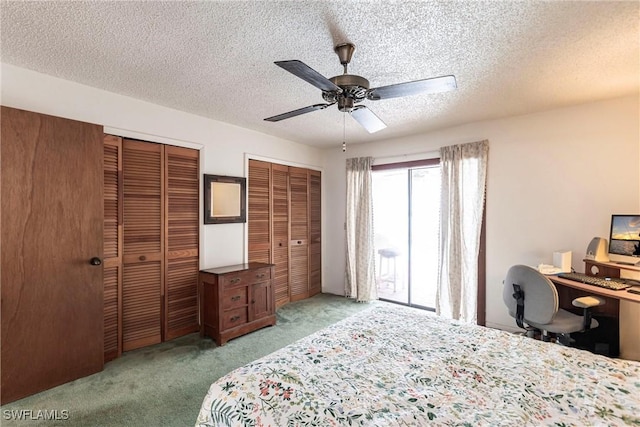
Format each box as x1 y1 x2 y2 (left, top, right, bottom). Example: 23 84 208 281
252 267 271 282
220 267 272 287
222 307 247 330
222 286 247 309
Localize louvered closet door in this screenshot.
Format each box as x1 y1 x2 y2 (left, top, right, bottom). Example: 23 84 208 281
122 140 164 351
289 167 309 301
272 164 290 307
248 160 271 264
103 135 123 362
309 170 322 297
164 146 200 340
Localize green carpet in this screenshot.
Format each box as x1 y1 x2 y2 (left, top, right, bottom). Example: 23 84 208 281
1 294 375 426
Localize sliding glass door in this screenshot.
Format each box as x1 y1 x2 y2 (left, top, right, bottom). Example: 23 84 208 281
372 162 440 309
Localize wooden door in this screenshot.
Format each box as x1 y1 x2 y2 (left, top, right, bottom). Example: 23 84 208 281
309 170 322 297
1 106 104 404
122 139 164 351
272 164 290 307
103 135 123 362
164 145 200 340
248 160 271 263
289 167 309 301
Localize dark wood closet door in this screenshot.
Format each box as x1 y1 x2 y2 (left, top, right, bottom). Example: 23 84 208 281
289 167 309 301
164 145 200 340
103 135 123 362
272 164 290 307
122 139 164 351
309 170 322 297
248 160 272 264
1 106 104 404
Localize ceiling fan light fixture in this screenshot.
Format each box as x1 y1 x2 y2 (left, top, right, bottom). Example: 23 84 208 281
338 96 355 112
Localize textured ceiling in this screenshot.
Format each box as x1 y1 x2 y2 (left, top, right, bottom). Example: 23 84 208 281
1 1 638 149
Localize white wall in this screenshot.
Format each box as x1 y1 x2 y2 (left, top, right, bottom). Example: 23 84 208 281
1 63 323 269
4 64 638 331
322 95 640 330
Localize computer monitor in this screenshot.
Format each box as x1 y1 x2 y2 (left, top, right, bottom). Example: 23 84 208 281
608 214 640 265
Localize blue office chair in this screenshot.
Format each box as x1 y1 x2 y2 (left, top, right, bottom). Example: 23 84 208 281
503 265 605 344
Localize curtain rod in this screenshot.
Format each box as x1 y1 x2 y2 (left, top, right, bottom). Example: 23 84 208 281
373 150 440 165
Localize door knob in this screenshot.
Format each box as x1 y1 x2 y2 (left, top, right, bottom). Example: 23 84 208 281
89 257 102 266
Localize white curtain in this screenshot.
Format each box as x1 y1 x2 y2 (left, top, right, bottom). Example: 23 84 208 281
345 157 377 302
436 140 489 323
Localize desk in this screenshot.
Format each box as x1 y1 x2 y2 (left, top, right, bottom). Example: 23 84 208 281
549 260 640 361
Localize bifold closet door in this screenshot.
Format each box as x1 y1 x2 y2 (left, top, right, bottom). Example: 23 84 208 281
248 160 272 264
309 170 321 297
272 164 290 307
164 146 200 340
248 160 291 308
122 139 164 351
104 137 199 356
248 161 321 306
103 135 123 361
289 167 310 301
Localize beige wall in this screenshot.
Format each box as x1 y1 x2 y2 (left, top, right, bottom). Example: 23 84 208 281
321 95 640 330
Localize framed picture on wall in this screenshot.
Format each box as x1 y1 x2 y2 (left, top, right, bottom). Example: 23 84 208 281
204 174 246 224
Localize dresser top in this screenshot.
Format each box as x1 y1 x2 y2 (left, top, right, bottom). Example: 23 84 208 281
200 262 274 275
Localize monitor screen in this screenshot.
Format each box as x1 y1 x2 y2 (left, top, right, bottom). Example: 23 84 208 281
609 214 640 257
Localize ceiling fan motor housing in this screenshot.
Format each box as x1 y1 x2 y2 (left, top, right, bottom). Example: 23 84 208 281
323 74 370 111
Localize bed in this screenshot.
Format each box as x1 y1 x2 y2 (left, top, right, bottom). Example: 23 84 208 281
195 303 640 426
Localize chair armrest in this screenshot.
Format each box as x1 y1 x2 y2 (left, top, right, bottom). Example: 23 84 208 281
572 296 605 331
572 296 605 309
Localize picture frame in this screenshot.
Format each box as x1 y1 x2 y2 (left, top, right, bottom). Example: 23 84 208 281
204 174 246 224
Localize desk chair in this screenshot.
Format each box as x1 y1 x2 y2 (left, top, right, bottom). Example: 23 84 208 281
503 265 605 344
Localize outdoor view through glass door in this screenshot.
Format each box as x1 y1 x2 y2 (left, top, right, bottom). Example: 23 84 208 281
372 162 440 309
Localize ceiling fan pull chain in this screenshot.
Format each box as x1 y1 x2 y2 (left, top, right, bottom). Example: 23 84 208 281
342 113 347 152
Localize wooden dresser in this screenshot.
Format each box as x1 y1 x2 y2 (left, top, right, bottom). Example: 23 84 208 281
200 262 276 345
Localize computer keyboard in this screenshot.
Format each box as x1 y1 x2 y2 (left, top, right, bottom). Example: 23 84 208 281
557 272 631 290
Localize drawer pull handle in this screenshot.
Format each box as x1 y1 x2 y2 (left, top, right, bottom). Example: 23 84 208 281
230 315 240 322
229 278 240 284
139 255 147 261
297 240 302 244
256 273 265 279
231 295 241 302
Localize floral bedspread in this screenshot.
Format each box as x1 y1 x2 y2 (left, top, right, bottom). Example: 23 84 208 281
196 303 640 426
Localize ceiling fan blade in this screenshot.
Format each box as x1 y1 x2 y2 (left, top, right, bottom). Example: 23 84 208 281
350 106 387 133
367 75 457 100
264 103 333 122
275 60 342 93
